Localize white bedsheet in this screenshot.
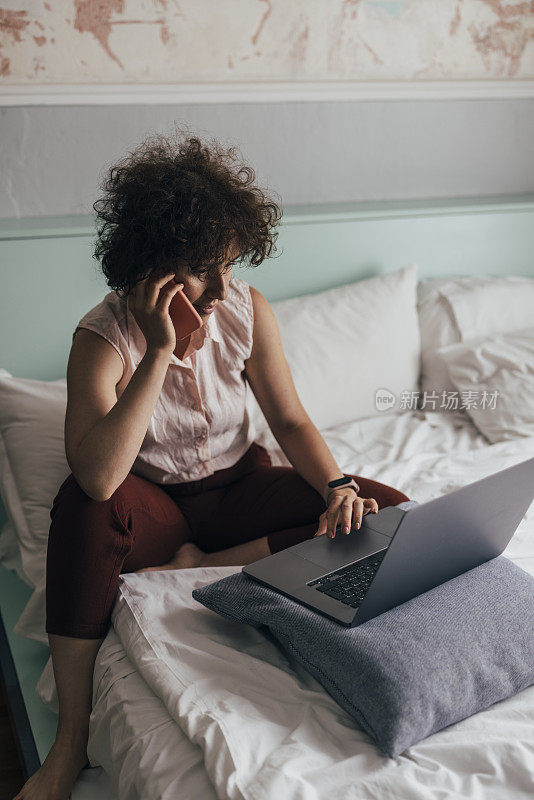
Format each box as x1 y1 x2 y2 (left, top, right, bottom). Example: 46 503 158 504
87 627 218 800
86 410 534 799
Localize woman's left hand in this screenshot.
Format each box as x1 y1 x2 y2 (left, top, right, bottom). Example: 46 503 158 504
314 488 379 539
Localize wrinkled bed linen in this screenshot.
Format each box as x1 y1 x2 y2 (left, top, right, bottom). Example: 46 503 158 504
87 627 218 800
85 410 534 799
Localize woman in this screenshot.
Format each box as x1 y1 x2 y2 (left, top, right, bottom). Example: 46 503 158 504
14 130 409 800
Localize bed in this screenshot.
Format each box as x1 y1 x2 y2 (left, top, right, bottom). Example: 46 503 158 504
1 194 534 799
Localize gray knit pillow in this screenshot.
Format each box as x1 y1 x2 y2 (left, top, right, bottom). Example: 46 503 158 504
193 542 534 758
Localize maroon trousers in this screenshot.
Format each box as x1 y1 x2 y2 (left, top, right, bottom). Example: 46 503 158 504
45 442 409 639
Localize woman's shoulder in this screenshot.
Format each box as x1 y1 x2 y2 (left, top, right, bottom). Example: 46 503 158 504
77 290 126 331
212 277 254 362
227 276 253 318
73 290 132 369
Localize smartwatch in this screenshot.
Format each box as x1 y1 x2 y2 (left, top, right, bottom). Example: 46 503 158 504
323 475 360 505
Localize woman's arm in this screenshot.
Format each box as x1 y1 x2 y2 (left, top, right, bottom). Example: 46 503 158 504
65 329 172 501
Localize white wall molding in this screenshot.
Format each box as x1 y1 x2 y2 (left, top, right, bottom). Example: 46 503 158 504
2 80 534 106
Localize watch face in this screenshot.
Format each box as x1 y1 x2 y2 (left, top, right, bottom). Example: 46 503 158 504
329 476 351 488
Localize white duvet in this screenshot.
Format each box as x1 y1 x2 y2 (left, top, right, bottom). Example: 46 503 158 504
85 409 534 800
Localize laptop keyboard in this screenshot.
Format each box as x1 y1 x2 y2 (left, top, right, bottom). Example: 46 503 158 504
307 549 387 608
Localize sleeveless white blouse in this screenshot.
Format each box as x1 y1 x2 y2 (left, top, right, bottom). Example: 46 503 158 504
73 277 256 484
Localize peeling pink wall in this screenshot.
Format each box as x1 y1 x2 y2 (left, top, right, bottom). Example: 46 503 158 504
0 1 533 82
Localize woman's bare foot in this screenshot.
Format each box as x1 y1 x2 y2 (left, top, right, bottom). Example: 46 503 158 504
135 541 207 573
13 730 89 800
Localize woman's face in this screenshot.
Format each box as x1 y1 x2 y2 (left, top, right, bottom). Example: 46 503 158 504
172 241 240 315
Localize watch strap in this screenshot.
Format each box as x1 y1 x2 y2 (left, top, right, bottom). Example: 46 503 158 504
323 475 360 505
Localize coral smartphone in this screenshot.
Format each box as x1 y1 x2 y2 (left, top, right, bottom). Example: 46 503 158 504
167 282 204 340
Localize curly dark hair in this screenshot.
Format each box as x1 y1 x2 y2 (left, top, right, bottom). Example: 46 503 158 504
92 126 283 298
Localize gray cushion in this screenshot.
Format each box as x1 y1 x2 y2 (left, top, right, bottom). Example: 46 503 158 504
192 502 534 758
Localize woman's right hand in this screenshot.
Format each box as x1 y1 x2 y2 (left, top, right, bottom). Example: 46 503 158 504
126 272 184 354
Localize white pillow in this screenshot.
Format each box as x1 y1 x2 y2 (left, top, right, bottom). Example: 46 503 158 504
417 280 462 400
246 263 420 446
0 369 70 644
417 275 534 411
436 327 534 443
444 275 534 343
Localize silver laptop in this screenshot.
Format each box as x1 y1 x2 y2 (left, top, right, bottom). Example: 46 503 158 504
243 457 534 627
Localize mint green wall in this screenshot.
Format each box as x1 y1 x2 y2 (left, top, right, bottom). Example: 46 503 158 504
2 194 534 382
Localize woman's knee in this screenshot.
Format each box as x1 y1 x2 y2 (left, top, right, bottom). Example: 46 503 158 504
50 472 194 552
47 473 131 567
49 472 110 531
47 473 174 568
50 471 182 528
